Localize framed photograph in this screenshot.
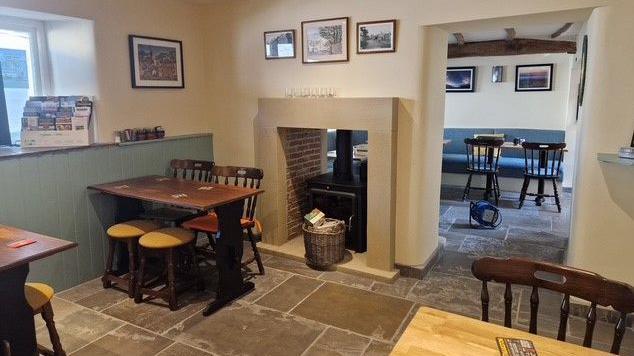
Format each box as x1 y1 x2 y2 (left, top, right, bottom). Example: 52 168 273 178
264 30 296 59
576 35 588 120
492 66 504 83
129 35 184 88
446 66 476 92
357 20 396 54
301 17 349 64
515 64 553 92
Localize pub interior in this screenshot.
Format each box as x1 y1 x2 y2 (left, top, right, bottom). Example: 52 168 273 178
0 1 633 356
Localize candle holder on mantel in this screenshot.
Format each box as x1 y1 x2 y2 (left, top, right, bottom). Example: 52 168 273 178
284 87 336 98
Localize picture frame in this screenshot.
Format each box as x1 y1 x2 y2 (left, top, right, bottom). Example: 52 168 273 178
515 64 553 92
357 19 396 54
491 66 504 83
129 35 184 89
446 66 476 92
576 35 588 121
264 29 296 60
301 17 349 64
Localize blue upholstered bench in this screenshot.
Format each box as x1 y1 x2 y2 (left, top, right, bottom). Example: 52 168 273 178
442 128 566 179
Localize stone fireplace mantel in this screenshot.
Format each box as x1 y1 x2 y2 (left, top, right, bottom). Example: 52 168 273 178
255 98 399 273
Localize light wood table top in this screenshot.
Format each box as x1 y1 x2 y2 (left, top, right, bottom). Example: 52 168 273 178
0 224 77 272
391 307 609 356
88 175 263 211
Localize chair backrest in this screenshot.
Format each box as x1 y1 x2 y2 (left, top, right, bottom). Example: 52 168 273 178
464 137 504 172
211 165 264 221
522 142 565 178
170 159 215 182
472 257 634 354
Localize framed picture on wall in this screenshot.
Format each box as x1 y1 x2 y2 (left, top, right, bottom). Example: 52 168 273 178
301 17 349 64
128 35 184 89
446 66 476 92
515 64 553 92
491 66 504 83
357 19 396 54
264 30 296 59
575 35 588 121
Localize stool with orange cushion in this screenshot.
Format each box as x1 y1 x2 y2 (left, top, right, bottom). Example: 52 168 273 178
24 283 65 356
135 227 204 311
181 165 265 275
103 220 162 297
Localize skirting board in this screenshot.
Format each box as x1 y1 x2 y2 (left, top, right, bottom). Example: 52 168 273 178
395 243 443 280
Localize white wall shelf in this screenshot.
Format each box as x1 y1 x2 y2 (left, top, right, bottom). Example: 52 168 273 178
597 153 634 166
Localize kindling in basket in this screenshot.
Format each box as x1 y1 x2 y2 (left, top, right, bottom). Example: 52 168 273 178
302 219 346 269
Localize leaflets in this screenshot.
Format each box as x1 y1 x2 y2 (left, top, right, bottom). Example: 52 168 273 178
21 96 93 132
496 338 538 356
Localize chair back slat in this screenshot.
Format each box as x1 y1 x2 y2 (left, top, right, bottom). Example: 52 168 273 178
522 142 566 178
472 257 634 353
464 138 504 173
211 165 263 220
170 159 215 182
481 280 490 322
612 313 628 354
529 286 539 334
558 294 570 341
504 282 513 328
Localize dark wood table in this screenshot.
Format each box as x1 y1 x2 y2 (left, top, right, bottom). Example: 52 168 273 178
0 225 77 356
88 175 264 316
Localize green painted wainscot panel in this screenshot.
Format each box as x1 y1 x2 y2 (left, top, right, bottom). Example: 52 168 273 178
0 134 213 291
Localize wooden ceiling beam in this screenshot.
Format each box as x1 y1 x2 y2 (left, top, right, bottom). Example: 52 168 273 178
551 23 574 38
448 38 576 58
505 28 516 42
453 33 465 46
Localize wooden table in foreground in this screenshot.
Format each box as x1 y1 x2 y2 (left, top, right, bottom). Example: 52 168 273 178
0 225 77 356
88 175 264 316
391 307 609 356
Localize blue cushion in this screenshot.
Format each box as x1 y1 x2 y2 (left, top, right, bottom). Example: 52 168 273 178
441 153 468 174
443 128 494 154
442 155 564 180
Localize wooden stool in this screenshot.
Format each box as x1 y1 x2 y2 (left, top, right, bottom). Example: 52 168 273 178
24 283 65 356
103 220 161 297
135 227 204 311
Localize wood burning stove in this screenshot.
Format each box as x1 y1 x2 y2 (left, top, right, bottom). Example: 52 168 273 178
307 130 368 252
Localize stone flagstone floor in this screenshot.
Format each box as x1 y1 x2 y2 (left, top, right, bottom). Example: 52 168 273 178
35 187 633 355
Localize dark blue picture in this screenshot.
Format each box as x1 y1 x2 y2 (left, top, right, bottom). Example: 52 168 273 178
446 66 475 92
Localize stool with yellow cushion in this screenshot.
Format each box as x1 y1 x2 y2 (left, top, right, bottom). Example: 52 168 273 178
135 227 204 311
103 220 162 298
24 283 65 356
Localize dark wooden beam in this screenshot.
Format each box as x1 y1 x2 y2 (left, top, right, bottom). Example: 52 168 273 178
453 33 465 46
505 28 516 42
448 38 576 58
551 23 574 38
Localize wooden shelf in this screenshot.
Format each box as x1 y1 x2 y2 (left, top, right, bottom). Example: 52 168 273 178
597 153 634 166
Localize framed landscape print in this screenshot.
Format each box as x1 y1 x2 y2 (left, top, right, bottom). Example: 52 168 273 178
302 17 349 64
446 66 476 92
515 64 553 92
129 35 184 88
264 30 296 59
357 20 396 54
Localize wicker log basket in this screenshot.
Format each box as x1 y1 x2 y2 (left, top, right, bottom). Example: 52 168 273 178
302 219 346 269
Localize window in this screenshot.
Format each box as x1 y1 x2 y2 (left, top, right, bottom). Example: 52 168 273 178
0 17 49 145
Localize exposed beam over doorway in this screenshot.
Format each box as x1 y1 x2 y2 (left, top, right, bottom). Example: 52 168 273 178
448 38 576 58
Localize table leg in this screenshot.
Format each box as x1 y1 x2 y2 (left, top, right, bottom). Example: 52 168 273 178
484 173 493 201
203 200 254 316
0 264 37 356
114 197 144 274
535 151 547 206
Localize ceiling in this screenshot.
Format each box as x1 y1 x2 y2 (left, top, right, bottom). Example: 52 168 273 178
447 22 583 44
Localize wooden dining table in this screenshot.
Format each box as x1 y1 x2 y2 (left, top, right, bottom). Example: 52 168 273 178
88 175 264 316
392 307 609 356
0 225 77 356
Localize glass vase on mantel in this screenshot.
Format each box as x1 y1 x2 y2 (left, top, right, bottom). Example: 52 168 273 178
285 88 336 98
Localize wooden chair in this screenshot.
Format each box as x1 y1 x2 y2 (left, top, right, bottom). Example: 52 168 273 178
182 166 265 275
471 257 634 354
462 137 505 205
102 220 162 297
140 159 215 223
24 283 65 356
519 142 566 212
135 227 205 311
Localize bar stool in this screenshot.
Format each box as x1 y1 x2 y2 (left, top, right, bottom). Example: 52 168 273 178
135 227 204 311
103 220 162 297
24 283 65 356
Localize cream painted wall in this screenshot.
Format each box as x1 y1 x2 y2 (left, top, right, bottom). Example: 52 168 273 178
567 1 634 285
0 0 211 142
203 0 607 266
445 53 573 130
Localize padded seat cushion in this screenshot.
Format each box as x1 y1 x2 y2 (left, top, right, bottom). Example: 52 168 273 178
139 227 195 249
182 213 257 233
107 220 161 239
25 283 54 312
